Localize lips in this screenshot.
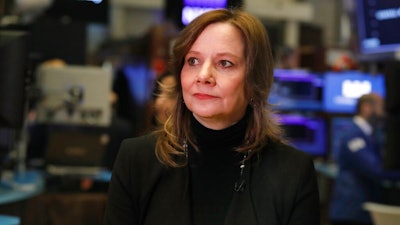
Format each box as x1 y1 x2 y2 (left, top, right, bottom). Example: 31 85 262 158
193 93 217 100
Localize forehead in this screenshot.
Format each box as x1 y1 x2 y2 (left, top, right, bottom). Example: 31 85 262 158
190 22 244 53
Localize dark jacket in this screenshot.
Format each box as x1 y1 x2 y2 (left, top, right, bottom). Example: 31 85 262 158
329 120 382 224
104 134 320 225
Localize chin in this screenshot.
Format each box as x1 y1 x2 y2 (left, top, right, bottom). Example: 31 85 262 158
193 106 220 115
192 110 219 119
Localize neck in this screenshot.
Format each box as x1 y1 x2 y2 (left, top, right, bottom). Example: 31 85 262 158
192 108 247 130
191 112 248 149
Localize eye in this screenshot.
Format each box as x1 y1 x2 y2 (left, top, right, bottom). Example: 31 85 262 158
187 57 199 66
220 60 233 68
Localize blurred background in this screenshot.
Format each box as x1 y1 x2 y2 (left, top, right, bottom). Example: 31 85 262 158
1 0 400 225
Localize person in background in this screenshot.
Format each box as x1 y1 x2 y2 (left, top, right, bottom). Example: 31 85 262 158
139 71 178 135
111 21 179 137
275 46 299 69
329 93 386 225
151 71 178 125
104 9 320 225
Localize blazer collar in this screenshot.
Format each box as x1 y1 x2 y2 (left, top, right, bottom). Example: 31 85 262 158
143 161 259 225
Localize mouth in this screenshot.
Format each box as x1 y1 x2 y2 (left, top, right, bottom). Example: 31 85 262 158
193 93 217 100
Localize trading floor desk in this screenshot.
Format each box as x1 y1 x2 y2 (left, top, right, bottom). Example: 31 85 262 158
0 169 111 225
0 170 45 225
0 170 45 205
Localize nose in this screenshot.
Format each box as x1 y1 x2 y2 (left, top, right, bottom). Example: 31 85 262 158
196 60 216 85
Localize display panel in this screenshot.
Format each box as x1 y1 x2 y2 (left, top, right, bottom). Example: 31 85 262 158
323 71 385 113
356 0 400 60
269 69 323 111
35 65 112 127
178 0 243 26
181 0 227 25
279 114 327 157
165 0 242 28
0 30 28 129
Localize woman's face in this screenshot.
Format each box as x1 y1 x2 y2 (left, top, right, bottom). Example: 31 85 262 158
181 22 248 130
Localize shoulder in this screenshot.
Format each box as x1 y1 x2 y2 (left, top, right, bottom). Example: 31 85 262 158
254 141 316 181
115 133 160 171
339 122 369 152
120 133 157 152
260 141 313 167
342 121 364 139
251 141 318 201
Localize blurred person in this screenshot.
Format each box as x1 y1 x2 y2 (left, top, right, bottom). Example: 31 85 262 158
329 93 387 225
104 9 320 225
137 71 178 138
111 21 179 137
152 71 178 125
275 46 299 69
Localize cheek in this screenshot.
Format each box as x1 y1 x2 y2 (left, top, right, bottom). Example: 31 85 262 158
228 80 246 97
180 75 191 93
230 84 248 106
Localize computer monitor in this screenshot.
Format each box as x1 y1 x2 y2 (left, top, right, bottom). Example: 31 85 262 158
355 0 400 61
0 30 28 129
0 30 29 176
181 0 228 25
322 71 385 114
35 65 112 127
279 114 327 157
165 0 243 28
269 69 323 111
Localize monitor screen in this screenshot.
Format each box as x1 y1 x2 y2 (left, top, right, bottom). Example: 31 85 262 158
35 65 112 127
178 0 243 26
269 69 323 111
181 0 228 26
0 30 28 129
322 71 385 113
279 114 327 157
356 0 400 60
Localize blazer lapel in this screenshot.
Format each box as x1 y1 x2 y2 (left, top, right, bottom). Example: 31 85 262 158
224 162 258 225
143 166 191 225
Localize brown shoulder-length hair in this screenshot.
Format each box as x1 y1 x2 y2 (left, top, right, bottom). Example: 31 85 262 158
154 9 284 168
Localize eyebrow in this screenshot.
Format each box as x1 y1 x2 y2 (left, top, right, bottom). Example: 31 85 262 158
186 50 242 60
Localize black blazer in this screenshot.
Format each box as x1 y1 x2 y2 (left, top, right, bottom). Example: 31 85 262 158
104 134 320 225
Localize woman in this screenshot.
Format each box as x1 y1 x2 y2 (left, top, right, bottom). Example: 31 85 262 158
104 9 320 225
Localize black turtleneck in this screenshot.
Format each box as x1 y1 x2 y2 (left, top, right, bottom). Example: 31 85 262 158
189 113 248 225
